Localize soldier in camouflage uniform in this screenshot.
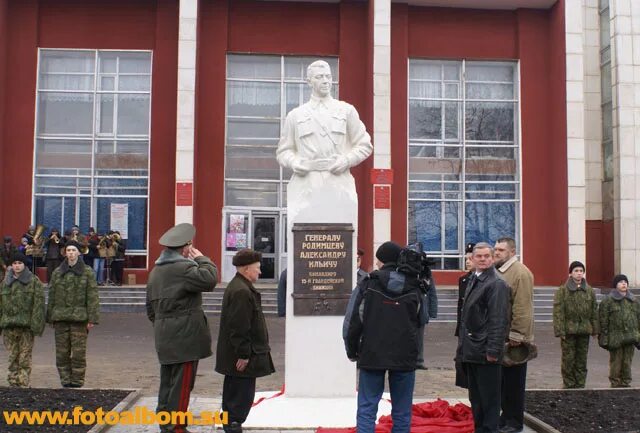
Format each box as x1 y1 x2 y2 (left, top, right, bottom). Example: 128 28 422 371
598 274 640 387
46 240 100 388
552 261 599 388
0 252 45 387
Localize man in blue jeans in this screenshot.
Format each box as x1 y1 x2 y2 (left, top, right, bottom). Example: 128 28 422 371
344 241 423 433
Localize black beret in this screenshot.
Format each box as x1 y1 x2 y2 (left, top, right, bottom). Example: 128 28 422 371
10 252 29 264
232 249 262 267
612 274 629 288
64 240 83 252
569 261 585 273
465 242 476 254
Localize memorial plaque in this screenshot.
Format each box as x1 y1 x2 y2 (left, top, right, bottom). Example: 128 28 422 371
291 223 354 316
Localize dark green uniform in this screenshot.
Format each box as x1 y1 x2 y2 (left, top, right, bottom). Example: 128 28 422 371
553 278 599 388
46 259 99 387
0 268 45 387
598 290 640 387
146 249 217 433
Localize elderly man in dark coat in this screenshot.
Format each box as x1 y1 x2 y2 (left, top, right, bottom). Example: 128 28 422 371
216 248 275 433
456 242 511 433
146 223 218 433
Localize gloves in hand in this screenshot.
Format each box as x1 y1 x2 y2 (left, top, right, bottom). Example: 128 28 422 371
328 155 350 174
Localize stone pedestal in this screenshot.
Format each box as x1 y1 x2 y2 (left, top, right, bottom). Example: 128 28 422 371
284 176 358 397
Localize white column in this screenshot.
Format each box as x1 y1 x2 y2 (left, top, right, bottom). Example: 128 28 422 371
584 0 604 222
175 0 198 224
566 0 587 263
372 0 392 254
610 0 640 282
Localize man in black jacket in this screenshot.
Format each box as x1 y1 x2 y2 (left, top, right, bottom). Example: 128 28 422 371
456 242 511 433
345 241 422 433
216 249 275 433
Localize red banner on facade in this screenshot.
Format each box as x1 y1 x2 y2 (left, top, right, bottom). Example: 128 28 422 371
370 168 394 185
176 182 193 206
374 185 391 209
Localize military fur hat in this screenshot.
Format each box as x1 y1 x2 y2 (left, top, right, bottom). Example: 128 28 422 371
502 341 538 367
10 252 29 264
159 223 195 247
232 248 262 267
612 274 629 288
569 261 585 273
64 240 82 252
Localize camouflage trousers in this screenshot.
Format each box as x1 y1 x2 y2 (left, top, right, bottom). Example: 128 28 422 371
2 327 34 387
560 334 590 388
54 322 88 387
609 344 635 387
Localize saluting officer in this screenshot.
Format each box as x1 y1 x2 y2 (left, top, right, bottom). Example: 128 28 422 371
146 223 218 433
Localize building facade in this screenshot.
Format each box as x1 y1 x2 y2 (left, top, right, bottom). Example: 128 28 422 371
0 0 636 286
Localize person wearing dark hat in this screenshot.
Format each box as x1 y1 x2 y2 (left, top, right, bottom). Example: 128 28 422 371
454 242 476 389
494 237 534 433
0 252 45 387
456 242 511 433
46 239 100 388
146 223 218 433
598 274 640 387
345 241 422 433
216 248 274 433
356 248 368 286
552 261 599 389
110 231 127 286
1 236 18 273
44 229 63 282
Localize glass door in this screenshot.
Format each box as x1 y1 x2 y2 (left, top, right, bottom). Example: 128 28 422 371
251 214 278 281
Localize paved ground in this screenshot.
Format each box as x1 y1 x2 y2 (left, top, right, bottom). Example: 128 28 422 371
1 312 636 397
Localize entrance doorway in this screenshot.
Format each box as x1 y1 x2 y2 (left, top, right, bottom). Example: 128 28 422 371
251 214 277 280
221 208 285 283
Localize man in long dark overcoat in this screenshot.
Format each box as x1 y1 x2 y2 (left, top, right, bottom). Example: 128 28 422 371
146 223 218 433
216 249 275 433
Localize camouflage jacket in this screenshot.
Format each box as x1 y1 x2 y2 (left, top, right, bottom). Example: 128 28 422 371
46 259 100 324
0 268 46 335
598 290 640 350
553 278 599 337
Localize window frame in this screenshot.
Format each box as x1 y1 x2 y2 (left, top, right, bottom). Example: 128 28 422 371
32 48 153 260
224 54 339 210
407 59 522 269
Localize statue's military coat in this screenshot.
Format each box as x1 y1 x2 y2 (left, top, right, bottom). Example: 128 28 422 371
146 250 218 364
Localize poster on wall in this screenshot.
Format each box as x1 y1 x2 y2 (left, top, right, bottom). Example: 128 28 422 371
229 214 246 233
111 203 129 239
226 233 237 249
235 233 247 249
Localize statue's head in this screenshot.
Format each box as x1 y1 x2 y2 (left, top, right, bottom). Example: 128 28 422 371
306 60 332 98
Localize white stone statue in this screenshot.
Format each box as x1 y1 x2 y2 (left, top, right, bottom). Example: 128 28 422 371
276 60 373 222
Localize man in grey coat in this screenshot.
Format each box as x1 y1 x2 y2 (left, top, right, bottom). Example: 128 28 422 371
146 223 218 433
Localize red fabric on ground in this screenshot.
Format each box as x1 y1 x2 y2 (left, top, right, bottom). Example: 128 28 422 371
316 399 473 433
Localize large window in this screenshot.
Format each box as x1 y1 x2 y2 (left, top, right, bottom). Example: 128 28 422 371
34 49 151 260
408 60 520 269
225 54 338 208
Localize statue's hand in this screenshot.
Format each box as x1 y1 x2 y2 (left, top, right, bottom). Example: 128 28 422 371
292 159 309 176
328 155 350 174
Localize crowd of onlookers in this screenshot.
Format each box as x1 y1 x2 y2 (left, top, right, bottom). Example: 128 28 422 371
0 224 126 285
